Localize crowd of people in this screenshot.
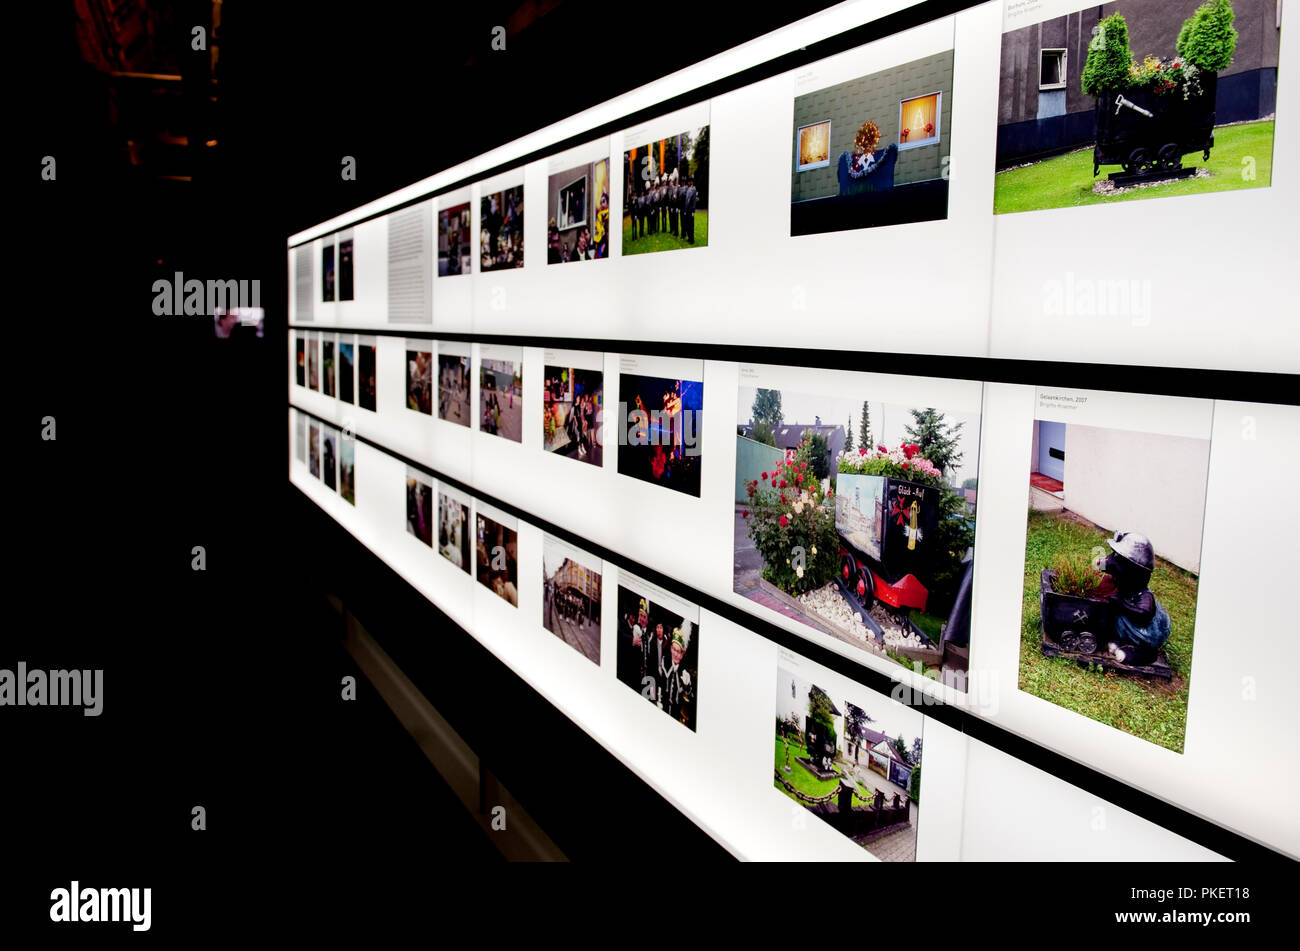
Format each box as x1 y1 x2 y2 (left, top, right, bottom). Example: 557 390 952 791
439 356 469 424
625 173 700 245
407 350 433 414
475 517 519 606
618 595 697 730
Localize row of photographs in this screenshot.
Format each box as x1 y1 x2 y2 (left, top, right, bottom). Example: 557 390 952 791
295 414 357 506
304 0 1280 299
293 338 1217 758
292 407 926 861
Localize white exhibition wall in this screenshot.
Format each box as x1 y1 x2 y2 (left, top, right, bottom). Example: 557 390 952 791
286 0 1300 861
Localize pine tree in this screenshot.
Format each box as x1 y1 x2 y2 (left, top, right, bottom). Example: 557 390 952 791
905 408 963 478
859 401 872 451
843 415 854 454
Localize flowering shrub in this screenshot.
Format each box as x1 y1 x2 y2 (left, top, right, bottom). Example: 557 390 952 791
837 443 944 489
744 436 838 595
1128 55 1204 99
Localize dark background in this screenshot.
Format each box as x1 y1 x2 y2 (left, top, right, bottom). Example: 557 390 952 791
12 0 860 928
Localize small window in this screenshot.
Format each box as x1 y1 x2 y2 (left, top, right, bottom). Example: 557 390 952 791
898 93 941 150
1040 49 1067 90
796 120 831 171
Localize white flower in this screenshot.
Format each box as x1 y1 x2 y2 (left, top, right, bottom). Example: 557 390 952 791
796 566 805 579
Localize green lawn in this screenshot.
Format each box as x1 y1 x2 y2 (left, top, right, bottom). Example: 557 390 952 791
994 120 1274 215
1019 509 1198 753
773 737 875 806
621 211 709 254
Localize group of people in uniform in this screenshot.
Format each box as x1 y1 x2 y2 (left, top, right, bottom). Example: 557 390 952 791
619 596 697 729
625 172 699 246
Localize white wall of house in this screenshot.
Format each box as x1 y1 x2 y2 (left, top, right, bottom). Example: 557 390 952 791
1063 425 1209 574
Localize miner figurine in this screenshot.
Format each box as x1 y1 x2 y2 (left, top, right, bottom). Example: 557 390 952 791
1100 531 1170 666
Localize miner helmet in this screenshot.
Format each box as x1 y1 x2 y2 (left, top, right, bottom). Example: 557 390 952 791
1106 531 1155 574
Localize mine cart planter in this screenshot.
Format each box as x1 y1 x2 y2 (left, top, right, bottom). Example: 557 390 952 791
1092 71 1217 185
1038 569 1173 681
835 473 939 615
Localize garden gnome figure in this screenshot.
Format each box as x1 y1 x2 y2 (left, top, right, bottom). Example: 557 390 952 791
1102 531 1171 665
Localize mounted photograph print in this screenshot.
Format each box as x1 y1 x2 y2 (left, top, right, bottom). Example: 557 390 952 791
308 422 320 479
307 336 320 391
1019 387 1211 753
617 356 703 497
776 654 924 861
294 411 306 464
406 469 434 547
438 201 472 276
994 0 1278 214
322 425 338 491
295 336 305 387
791 49 954 235
479 356 522 442
338 236 354 301
480 185 524 272
357 339 377 412
406 345 433 415
438 350 471 427
338 338 355 405
615 575 699 731
542 536 602 664
339 435 355 506
735 365 981 691
322 338 336 398
475 510 519 607
622 104 710 256
322 242 335 302
547 156 610 263
543 352 603 467
437 489 472 574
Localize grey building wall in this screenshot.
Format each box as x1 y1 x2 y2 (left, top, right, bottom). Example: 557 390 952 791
791 50 954 201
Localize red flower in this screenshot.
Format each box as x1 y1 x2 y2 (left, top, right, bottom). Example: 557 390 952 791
780 493 786 503
795 473 803 484
761 471 768 480
877 445 887 453
902 461 910 468
779 515 788 528
800 462 807 471
742 510 749 519
859 447 867 455
779 480 787 488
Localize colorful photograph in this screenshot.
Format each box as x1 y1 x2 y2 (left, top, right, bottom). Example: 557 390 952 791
407 348 433 415
438 202 472 276
615 584 698 731
479 359 522 442
338 341 355 404
543 366 603 466
622 126 709 255
994 0 1278 214
307 337 319 391
322 243 335 302
308 422 320 479
322 339 336 398
776 664 923 861
438 492 471 574
339 436 355 505
475 514 519 606
480 186 524 271
406 473 434 546
542 538 602 664
735 382 980 690
1020 417 1210 752
322 427 337 491
616 374 703 497
358 343 377 412
338 238 354 301
438 354 470 426
791 51 954 235
296 337 305 387
548 159 610 263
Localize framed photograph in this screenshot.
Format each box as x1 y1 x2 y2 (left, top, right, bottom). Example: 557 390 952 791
338 339 355 405
406 469 434 546
542 536 602 664
898 92 941 150
407 346 433 415
543 356 603 466
438 353 471 427
339 435 355 506
621 108 710 256
357 340 377 412
615 575 699 731
479 355 522 442
475 511 519 607
547 158 609 264
796 120 832 171
438 201 472 276
437 490 472 574
480 185 524 272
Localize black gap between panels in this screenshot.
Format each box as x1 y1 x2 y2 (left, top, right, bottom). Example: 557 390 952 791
288 402 1290 863
286 329 1300 407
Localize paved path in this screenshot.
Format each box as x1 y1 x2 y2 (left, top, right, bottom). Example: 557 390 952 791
857 823 916 862
548 607 600 663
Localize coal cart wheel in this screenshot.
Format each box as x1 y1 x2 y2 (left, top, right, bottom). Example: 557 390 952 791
1059 630 1079 651
856 564 876 611
1076 631 1098 654
1158 143 1182 171
1125 147 1155 175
